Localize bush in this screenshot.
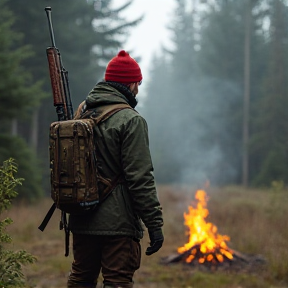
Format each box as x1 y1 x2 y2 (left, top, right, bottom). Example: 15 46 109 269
0 158 36 288
0 136 44 201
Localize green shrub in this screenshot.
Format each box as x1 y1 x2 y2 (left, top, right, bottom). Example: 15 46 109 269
0 135 44 201
0 158 36 288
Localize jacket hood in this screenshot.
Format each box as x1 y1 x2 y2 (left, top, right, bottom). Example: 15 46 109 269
86 81 137 109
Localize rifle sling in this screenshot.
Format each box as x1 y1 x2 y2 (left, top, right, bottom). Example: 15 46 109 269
38 202 56 232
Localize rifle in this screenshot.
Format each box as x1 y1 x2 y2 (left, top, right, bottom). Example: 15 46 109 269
39 7 73 257
45 6 74 121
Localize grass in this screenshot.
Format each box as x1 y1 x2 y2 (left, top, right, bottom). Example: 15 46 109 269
3 185 288 288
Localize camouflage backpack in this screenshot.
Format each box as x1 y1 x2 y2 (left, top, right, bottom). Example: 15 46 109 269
39 103 131 255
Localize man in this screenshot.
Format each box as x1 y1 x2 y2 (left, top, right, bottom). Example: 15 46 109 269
67 50 164 288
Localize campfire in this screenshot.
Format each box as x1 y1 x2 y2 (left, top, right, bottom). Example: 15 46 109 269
162 189 265 271
177 189 233 265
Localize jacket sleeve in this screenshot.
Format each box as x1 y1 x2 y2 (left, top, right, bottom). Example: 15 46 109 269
121 114 163 230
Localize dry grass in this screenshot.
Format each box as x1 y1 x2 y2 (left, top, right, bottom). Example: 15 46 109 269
3 185 288 288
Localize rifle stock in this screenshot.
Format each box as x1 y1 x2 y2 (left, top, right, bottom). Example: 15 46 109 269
45 7 74 121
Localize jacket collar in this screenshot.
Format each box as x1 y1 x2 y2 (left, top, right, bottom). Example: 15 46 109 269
105 81 137 108
86 81 137 109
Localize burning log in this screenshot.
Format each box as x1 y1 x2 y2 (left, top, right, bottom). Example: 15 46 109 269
161 248 265 272
161 189 266 272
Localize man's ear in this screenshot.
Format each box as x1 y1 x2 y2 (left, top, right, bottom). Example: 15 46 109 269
129 83 136 91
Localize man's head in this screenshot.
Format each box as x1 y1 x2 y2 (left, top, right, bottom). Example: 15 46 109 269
105 50 142 95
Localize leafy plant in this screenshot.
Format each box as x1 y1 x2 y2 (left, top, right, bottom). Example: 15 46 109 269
0 158 36 288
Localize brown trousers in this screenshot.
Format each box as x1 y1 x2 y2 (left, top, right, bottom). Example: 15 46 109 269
67 234 141 288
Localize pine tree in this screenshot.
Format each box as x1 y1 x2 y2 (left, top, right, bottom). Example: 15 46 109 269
141 52 180 182
0 0 45 199
251 0 288 186
7 0 142 108
0 0 45 121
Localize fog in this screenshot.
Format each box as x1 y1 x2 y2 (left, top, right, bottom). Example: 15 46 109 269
141 74 243 187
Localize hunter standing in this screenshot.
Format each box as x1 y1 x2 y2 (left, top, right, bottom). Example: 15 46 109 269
67 50 164 288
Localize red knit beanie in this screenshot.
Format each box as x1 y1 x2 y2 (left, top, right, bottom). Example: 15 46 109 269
105 50 142 84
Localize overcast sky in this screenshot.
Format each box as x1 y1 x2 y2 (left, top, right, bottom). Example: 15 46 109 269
112 0 175 84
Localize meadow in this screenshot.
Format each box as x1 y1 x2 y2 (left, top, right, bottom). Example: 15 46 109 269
3 184 288 288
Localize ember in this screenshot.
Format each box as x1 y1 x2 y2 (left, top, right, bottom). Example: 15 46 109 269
177 189 233 265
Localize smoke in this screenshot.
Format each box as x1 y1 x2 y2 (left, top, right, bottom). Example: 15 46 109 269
141 75 242 186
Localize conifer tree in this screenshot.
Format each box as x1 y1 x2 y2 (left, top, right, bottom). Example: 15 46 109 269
0 0 45 121
250 0 288 185
0 0 45 199
141 52 180 182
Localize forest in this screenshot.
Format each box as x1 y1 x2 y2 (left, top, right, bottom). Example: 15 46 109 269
1 0 288 200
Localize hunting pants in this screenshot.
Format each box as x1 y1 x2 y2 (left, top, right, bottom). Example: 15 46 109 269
67 234 141 288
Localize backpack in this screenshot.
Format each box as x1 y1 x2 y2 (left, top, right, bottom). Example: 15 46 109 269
39 103 131 255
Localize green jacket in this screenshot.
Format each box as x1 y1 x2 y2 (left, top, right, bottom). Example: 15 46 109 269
69 82 163 239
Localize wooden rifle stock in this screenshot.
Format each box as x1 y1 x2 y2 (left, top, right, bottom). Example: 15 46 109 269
45 7 74 121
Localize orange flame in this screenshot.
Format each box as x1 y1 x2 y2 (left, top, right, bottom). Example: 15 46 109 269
178 190 233 263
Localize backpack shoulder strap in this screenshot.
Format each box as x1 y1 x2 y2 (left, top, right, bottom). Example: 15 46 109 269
84 103 131 201
81 103 132 123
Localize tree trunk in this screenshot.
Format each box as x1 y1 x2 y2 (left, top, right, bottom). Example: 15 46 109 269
30 108 39 153
11 119 17 136
242 0 251 187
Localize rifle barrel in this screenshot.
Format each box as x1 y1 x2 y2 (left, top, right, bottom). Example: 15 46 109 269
45 7 56 48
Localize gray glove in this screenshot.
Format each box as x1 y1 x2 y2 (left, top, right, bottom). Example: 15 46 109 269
145 228 164 256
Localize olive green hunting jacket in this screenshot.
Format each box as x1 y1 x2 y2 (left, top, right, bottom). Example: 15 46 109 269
68 82 163 239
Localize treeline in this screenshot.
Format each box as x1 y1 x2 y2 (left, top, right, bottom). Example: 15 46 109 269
0 0 140 200
142 0 288 187
1 0 287 201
